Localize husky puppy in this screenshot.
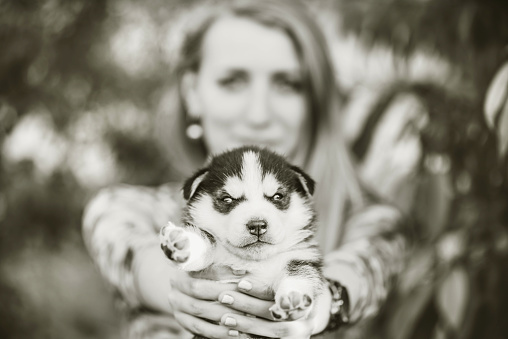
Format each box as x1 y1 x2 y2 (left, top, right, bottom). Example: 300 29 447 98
160 146 325 330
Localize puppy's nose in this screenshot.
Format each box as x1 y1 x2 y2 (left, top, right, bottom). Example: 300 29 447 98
246 219 267 237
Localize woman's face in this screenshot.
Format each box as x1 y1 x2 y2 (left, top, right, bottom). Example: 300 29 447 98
185 17 310 162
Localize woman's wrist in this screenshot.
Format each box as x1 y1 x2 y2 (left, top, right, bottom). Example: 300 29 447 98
321 278 351 334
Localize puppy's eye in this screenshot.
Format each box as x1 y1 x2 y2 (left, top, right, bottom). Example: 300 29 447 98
222 196 234 204
272 193 284 201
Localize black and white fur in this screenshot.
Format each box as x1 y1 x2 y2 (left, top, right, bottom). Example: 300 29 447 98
160 146 325 332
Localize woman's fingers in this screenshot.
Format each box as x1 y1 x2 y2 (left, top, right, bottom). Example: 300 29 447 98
220 313 313 338
174 311 248 339
192 265 247 281
218 289 332 337
216 278 277 320
237 279 275 300
218 290 275 320
168 288 242 322
170 272 237 301
169 273 316 337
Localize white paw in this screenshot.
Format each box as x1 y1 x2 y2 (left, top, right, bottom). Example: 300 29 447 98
160 222 190 263
269 290 313 320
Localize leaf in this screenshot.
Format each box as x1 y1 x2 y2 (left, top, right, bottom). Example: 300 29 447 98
436 267 469 330
398 246 435 294
484 62 508 159
484 62 508 129
436 230 467 263
497 98 508 159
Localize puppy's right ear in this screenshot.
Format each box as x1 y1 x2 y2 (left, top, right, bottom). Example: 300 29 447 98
182 168 208 200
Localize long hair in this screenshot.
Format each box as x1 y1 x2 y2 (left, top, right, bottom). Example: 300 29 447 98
156 0 365 252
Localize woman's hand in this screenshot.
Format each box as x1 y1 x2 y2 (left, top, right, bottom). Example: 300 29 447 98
217 278 332 338
168 267 248 338
169 269 332 338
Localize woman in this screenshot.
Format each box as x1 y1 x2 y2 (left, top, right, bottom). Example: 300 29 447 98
82 0 408 338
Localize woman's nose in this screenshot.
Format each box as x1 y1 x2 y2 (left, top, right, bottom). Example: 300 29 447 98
245 81 271 127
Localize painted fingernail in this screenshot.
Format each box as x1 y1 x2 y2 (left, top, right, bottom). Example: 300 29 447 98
228 330 239 337
224 317 237 327
221 294 234 304
238 280 252 291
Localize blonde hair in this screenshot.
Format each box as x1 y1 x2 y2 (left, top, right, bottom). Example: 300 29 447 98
156 0 365 252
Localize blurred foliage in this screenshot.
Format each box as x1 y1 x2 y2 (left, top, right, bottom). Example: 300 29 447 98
360 82 508 339
0 0 507 339
1 162 82 253
335 0 508 96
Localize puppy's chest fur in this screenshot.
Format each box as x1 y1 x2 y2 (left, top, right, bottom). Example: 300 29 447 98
190 232 322 285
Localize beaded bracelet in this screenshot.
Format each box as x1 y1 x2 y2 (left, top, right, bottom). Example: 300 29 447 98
322 279 350 333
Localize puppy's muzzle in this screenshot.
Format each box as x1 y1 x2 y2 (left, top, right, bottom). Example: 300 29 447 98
246 219 267 237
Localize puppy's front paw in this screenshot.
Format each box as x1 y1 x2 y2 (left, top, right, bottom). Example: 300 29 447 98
160 222 190 263
269 290 313 320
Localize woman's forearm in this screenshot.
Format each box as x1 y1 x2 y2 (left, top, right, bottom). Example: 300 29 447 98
82 184 183 309
324 204 408 323
134 245 175 313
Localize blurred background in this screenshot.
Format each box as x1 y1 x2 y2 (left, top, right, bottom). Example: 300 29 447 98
0 0 507 338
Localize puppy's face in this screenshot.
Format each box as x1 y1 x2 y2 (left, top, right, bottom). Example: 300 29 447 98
183 147 316 261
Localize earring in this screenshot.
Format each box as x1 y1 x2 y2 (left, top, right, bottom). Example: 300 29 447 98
186 121 204 140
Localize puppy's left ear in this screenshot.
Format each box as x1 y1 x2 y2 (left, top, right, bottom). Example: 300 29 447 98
290 165 315 196
183 168 208 200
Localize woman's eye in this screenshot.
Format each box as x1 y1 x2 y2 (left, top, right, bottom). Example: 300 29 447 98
218 74 247 91
273 76 302 94
272 193 284 201
222 196 233 204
